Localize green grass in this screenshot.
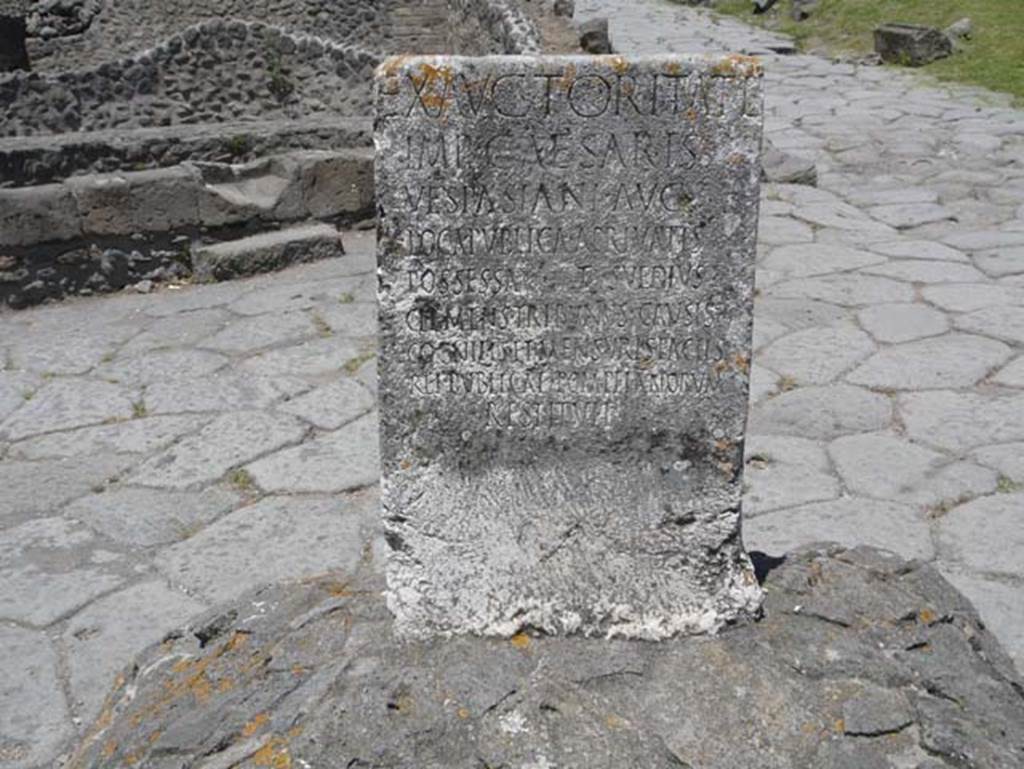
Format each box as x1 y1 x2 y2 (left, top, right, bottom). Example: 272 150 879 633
714 0 1024 103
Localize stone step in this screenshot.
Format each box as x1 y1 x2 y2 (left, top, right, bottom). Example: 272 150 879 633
192 223 345 283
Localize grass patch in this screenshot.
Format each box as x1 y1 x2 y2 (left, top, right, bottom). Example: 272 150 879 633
343 351 376 375
713 0 1024 103
229 468 257 493
132 400 148 419
997 475 1022 494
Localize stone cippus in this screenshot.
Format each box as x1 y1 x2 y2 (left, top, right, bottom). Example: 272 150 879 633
375 55 765 640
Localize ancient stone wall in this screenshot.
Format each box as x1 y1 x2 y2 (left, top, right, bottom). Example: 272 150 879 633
448 0 542 54
0 21 380 137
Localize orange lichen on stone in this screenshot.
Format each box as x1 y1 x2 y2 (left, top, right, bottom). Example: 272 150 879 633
251 737 291 769
242 714 270 738
101 740 117 759
457 707 471 720
607 56 629 75
605 714 626 729
510 632 531 650
919 608 937 624
711 54 763 78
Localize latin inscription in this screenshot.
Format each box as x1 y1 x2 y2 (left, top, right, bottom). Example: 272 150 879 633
378 58 759 435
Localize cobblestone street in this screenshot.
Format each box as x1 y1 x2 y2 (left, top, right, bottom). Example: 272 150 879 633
2 1 1024 766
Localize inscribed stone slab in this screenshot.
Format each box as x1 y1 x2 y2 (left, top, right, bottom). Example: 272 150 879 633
376 55 765 639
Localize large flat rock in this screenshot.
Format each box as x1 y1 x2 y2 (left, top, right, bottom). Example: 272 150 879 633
66 545 1024 769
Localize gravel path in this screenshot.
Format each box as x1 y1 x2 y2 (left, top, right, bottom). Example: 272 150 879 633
2 3 1024 766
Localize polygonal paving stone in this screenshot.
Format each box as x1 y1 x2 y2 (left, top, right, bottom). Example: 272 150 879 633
751 317 790 351
942 230 1024 251
955 306 1024 344
937 493 1024 577
142 280 252 318
145 371 308 415
0 371 40 423
902 390 1024 453
129 411 308 490
277 379 375 430
118 308 232 355
793 201 896 234
8 415 207 460
317 302 380 338
0 517 127 626
757 216 814 246
0 455 133 529
0 379 137 441
748 363 779 405
745 497 934 561
6 331 126 376
862 260 987 284
63 581 207 727
846 187 938 208
65 486 242 548
95 349 228 388
868 203 954 229
972 443 1024 484
743 435 840 516
867 239 969 263
857 303 949 343
829 433 998 509
992 357 1024 388
846 334 1011 390
765 274 914 306
973 247 1024 277
0 625 71 769
352 355 379 398
239 337 367 380
749 385 891 440
227 277 367 317
922 283 1024 313
755 297 851 331
942 571 1024 671
758 324 876 385
761 243 886 277
198 312 319 355
155 492 375 604
246 412 380 494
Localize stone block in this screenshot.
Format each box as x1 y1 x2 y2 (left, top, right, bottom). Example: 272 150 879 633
297 148 375 219
191 223 345 282
874 23 953 67
68 166 201 236
376 55 766 639
0 183 81 246
578 17 612 53
192 155 307 228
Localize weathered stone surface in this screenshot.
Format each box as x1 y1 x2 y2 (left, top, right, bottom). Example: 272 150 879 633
66 546 1024 769
154 492 374 603
376 55 765 638
275 378 375 430
761 242 884 277
0 184 81 247
129 411 307 489
8 414 207 459
0 517 127 625
0 379 137 442
857 302 949 343
245 411 380 493
874 23 953 67
847 334 1011 390
144 372 307 415
67 166 200 236
758 323 875 385
749 384 891 439
937 493 1024 578
62 581 207 727
64 486 241 547
198 311 318 355
902 391 1024 453
192 224 346 283
746 498 934 560
955 306 1024 345
0 625 70 769
743 435 839 515
829 433 998 508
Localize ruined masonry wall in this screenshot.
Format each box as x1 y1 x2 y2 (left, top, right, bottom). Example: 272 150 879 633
0 21 381 137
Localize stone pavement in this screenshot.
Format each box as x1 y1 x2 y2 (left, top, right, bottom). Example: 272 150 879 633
1 2 1023 766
